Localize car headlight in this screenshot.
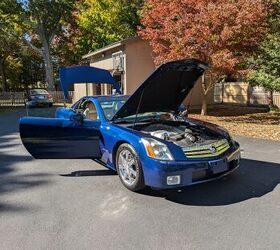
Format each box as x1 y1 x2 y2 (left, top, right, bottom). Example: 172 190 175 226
141 138 173 160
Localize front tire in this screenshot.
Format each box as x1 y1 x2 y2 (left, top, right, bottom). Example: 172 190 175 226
116 143 145 191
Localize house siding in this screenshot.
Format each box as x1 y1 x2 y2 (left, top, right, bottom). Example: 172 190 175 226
74 37 215 108
125 39 155 94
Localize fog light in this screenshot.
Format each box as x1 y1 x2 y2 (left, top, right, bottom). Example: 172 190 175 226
167 175 181 185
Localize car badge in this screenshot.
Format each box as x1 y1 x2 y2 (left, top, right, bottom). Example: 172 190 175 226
209 146 216 154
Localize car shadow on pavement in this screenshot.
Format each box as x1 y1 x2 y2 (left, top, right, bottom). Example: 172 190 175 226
0 132 51 214
140 158 280 206
0 161 52 214
0 154 52 213
61 169 116 177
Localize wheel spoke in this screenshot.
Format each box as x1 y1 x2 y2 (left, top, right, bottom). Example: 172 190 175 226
127 172 132 182
118 154 124 165
129 168 137 178
124 150 129 160
127 158 135 167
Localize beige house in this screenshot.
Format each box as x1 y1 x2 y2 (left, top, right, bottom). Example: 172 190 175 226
74 36 214 108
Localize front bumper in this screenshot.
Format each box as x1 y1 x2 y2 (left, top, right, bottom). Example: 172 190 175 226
142 144 241 189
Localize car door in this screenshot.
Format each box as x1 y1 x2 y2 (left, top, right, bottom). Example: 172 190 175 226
20 99 102 159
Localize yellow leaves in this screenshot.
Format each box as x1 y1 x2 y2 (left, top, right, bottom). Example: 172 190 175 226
77 0 121 26
75 0 139 51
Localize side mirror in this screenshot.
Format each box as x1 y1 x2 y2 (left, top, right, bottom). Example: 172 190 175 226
70 113 84 126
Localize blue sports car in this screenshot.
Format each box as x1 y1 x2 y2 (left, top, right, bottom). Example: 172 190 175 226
20 59 240 191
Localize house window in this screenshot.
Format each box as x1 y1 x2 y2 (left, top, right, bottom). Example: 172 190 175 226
113 73 124 94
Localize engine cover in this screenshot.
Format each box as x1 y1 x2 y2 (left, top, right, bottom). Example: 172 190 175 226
140 122 220 148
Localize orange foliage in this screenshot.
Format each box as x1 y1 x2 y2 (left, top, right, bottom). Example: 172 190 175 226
139 0 268 81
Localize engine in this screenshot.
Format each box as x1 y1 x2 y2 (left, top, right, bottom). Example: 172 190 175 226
140 123 218 147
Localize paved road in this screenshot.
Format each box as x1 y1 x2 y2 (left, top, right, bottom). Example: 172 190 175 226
0 108 280 250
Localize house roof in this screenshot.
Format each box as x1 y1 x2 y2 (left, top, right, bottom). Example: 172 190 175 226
82 36 140 59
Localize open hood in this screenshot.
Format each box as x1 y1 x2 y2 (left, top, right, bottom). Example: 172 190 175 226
111 59 208 121
59 65 121 99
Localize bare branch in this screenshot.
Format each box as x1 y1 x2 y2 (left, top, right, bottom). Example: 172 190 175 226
205 80 214 94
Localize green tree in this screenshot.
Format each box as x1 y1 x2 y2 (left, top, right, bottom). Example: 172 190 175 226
5 55 23 90
75 0 143 55
247 0 280 102
20 0 74 90
54 0 142 66
0 0 22 91
19 47 45 89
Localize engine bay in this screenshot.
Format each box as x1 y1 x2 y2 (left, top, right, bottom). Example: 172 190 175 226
132 122 223 148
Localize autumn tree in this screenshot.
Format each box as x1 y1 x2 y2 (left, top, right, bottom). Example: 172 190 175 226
139 0 268 115
52 11 83 66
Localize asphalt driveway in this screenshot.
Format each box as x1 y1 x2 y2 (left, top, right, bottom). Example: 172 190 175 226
0 108 280 250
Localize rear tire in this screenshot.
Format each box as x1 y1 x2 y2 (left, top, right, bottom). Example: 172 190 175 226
116 143 145 191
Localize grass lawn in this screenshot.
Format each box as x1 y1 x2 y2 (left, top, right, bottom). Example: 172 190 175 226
189 106 280 141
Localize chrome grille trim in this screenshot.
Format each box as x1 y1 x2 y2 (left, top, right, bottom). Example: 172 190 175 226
183 139 230 158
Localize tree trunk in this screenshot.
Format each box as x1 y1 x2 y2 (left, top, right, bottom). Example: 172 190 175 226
270 90 274 107
201 92 208 115
0 57 7 92
200 74 208 115
25 22 55 91
42 35 55 91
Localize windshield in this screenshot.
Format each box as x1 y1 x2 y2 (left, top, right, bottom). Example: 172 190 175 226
99 97 128 120
30 89 48 95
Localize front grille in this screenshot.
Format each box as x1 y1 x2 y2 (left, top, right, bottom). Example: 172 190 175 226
183 139 230 158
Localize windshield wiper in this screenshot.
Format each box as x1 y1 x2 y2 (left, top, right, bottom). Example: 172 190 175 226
112 118 132 124
113 117 156 124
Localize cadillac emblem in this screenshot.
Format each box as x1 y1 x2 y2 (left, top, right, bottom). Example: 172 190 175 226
209 146 216 154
